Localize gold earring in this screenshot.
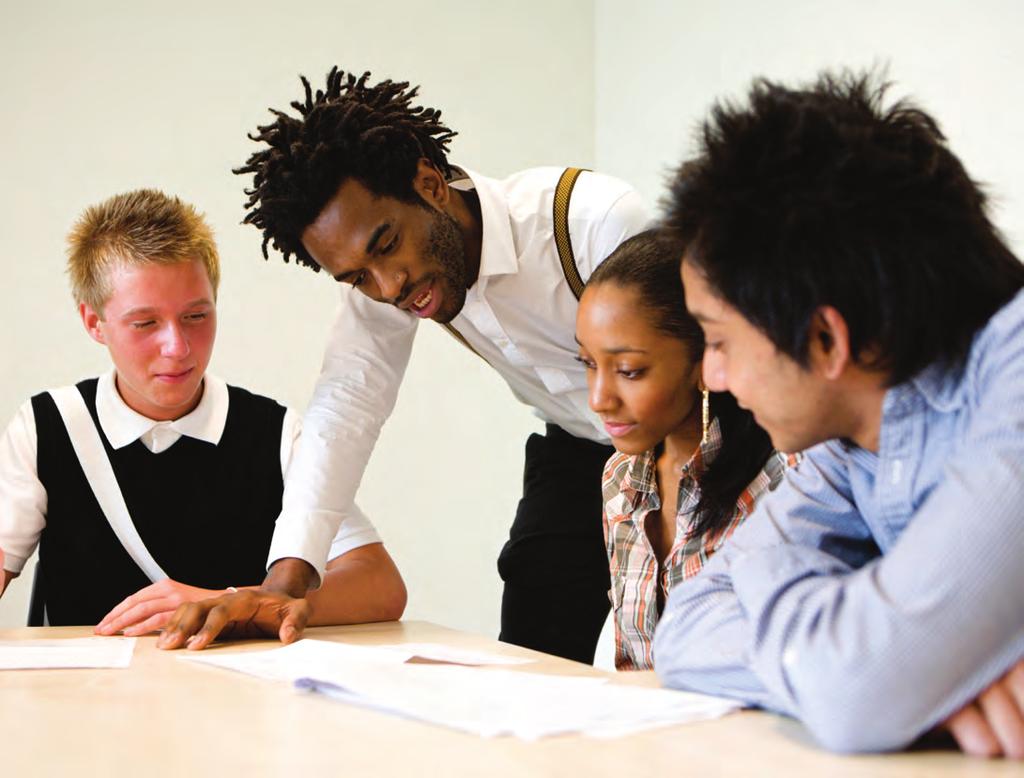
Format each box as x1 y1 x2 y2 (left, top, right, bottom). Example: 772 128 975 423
701 388 710 442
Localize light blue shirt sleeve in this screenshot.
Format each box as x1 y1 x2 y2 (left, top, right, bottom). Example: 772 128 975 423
655 295 1024 754
653 443 877 716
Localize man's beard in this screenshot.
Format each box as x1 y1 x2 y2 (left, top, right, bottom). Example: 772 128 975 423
426 208 468 323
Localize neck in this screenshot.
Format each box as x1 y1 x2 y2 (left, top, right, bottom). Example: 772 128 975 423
450 187 483 288
837 371 888 452
659 399 705 473
846 392 885 452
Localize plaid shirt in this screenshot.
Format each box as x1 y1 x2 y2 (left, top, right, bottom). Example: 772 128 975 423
602 419 791 670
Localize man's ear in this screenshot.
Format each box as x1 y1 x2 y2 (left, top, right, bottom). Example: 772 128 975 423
808 305 850 381
80 302 106 345
412 158 450 211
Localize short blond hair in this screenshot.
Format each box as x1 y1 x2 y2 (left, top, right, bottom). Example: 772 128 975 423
67 189 220 313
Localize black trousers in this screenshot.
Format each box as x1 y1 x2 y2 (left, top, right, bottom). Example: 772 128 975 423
497 424 615 664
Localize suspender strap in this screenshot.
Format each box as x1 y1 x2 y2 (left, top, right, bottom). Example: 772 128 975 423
48 386 169 584
439 166 589 357
440 322 486 363
553 167 588 300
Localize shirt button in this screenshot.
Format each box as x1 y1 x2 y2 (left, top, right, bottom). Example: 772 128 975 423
891 459 903 485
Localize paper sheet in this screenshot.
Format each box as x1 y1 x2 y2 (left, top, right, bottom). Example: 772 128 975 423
184 638 741 739
374 642 535 666
181 639 531 682
0 636 136 670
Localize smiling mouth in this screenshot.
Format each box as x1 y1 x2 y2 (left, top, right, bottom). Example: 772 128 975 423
404 279 443 319
411 287 433 311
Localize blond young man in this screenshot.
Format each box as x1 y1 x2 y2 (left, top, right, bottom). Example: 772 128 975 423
0 190 406 633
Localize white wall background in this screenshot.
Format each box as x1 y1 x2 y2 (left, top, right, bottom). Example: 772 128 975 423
594 0 1024 251
2 1 1021 646
0 0 593 630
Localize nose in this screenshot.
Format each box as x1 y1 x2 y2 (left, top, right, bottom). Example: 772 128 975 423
702 350 727 393
160 321 190 359
588 368 617 414
373 263 408 305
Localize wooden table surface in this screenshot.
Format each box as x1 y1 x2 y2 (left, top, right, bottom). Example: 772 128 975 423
1 620 1016 777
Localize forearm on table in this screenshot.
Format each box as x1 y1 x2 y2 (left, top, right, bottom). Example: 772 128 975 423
735 494 1024 753
654 561 784 712
305 543 406 626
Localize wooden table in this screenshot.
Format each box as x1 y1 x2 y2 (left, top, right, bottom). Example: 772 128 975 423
1 621 1016 777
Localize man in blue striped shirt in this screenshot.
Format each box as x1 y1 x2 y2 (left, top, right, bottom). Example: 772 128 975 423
654 71 1024 758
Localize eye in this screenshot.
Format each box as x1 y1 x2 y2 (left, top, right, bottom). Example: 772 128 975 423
705 341 724 353
184 312 208 323
380 234 399 255
350 270 368 288
574 354 596 370
131 320 156 330
617 367 645 380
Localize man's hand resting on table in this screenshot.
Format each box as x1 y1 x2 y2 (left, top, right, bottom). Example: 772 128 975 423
156 557 317 650
95 579 233 637
155 588 311 649
944 659 1024 759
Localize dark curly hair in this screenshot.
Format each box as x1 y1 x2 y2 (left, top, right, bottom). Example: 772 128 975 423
235 67 457 271
588 230 775 539
666 70 1024 386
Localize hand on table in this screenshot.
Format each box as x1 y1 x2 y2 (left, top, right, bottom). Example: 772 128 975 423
944 659 1024 758
95 579 224 636
155 588 311 650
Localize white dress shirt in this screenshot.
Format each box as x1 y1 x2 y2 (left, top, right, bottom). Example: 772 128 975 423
268 166 650 578
0 370 374 574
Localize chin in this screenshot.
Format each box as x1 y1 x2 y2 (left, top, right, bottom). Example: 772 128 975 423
610 438 652 457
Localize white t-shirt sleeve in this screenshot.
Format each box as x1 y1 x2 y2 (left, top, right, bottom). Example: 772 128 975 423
0 400 47 573
266 285 415 579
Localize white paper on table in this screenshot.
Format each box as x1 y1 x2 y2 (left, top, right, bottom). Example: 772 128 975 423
0 636 136 670
184 639 742 739
294 663 741 739
180 638 531 682
373 642 534 666
181 639 413 682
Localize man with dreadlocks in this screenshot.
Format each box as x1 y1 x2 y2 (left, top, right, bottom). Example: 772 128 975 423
157 68 648 661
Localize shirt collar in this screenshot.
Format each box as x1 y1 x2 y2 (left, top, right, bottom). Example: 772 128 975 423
908 358 967 414
451 165 520 280
95 369 229 450
614 417 723 514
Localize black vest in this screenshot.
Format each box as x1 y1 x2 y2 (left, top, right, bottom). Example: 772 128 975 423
30 378 286 626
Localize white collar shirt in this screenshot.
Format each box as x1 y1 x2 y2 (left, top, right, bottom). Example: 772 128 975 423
269 166 650 576
95 369 229 454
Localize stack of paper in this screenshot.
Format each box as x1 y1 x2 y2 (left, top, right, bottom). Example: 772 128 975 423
0 636 136 670
184 639 741 739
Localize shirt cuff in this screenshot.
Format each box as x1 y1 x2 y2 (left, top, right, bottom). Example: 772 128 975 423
267 508 382 589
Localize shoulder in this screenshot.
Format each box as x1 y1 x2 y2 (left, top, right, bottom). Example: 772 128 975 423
501 167 647 224
966 288 1024 391
29 376 101 423
224 384 289 427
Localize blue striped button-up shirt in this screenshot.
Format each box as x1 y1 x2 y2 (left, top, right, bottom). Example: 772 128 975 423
653 289 1024 753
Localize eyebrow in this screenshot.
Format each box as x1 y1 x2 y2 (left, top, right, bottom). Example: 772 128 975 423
332 222 391 283
573 336 647 355
602 347 648 355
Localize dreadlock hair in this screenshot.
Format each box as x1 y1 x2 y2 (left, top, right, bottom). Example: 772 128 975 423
587 230 775 539
235 67 457 271
67 189 219 315
666 69 1024 387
